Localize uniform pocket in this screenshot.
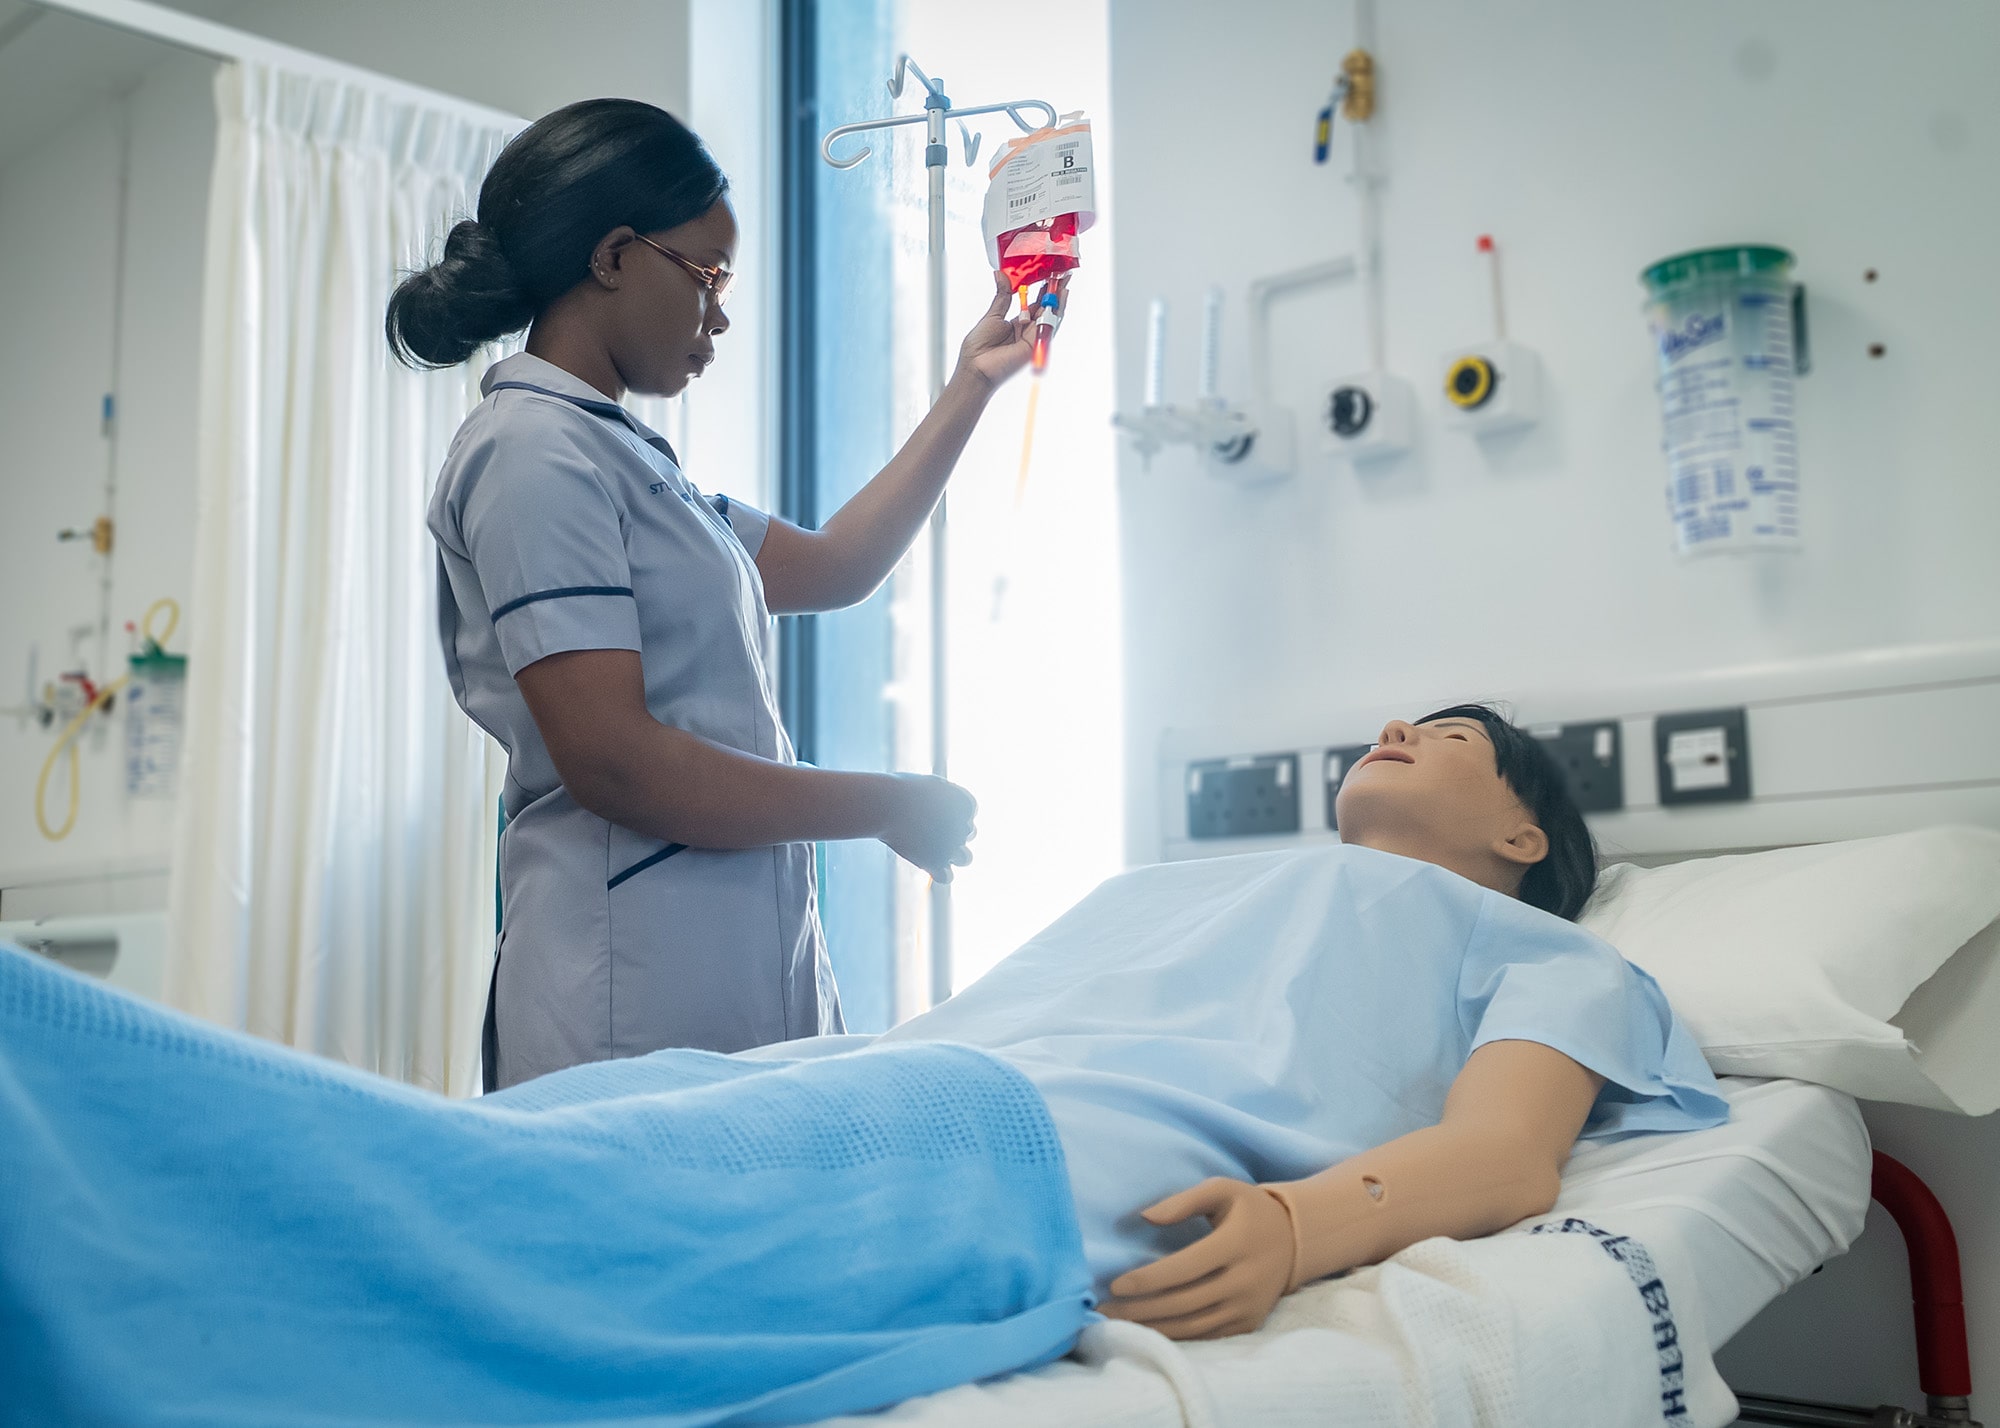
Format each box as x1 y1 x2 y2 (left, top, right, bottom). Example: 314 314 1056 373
604 845 789 1056
608 842 687 889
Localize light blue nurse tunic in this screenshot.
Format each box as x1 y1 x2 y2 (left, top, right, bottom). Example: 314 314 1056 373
429 352 841 1090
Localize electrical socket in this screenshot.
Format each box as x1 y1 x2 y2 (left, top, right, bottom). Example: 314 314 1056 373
1187 754 1302 839
1528 721 1624 814
1323 743 1377 831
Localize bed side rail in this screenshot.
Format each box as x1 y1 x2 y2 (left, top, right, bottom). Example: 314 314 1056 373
1733 1152 1978 1428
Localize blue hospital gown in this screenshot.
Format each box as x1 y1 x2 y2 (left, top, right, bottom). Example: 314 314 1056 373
883 844 1728 1288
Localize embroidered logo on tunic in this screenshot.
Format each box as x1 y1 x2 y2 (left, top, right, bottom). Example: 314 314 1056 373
649 481 669 495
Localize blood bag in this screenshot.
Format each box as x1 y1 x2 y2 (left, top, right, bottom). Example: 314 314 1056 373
982 114 1096 370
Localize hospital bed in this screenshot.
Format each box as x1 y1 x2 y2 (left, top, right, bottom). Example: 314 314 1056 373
816 642 1998 1428
808 1074 1877 1428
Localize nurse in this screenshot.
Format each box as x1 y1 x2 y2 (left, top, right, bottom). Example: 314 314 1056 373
386 99 1044 1090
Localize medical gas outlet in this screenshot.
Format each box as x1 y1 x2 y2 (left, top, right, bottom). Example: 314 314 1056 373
1322 372 1414 462
1442 235 1541 437
1440 340 1541 435
1116 291 1297 486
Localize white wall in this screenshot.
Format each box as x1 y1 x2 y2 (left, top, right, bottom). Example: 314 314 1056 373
211 0 691 123
0 49 215 895
0 1 697 904
1109 0 1999 1415
1111 0 2000 865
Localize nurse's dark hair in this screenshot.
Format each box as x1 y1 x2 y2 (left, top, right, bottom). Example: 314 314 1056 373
1416 704 1599 922
385 98 728 368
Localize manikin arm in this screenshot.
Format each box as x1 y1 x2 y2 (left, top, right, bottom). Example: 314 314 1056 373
1265 1038 1604 1290
1102 1040 1605 1340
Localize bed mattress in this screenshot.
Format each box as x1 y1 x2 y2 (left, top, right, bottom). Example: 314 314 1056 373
1536 1074 1872 1344
815 1075 1873 1426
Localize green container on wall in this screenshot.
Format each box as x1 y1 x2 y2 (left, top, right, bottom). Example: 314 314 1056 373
1640 245 1809 557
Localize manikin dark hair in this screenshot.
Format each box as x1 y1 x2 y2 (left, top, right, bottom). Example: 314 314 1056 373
1416 704 1599 922
385 98 729 369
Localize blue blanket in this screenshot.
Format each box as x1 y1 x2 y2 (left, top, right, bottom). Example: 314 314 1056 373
0 942 1093 1426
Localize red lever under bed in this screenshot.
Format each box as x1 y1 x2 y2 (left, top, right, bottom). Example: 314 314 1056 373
1871 1150 1973 1401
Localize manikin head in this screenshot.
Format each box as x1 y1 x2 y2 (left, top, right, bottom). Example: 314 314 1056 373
1333 705 1598 921
386 98 735 398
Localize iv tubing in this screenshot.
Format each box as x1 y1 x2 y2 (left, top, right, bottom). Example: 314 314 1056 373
35 597 179 842
1013 376 1043 509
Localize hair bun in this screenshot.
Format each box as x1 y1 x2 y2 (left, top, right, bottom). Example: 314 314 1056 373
384 219 538 368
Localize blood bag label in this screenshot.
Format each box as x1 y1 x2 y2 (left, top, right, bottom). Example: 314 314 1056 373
982 120 1096 270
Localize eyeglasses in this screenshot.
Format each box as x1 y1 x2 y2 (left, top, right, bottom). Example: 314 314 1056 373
630 233 735 306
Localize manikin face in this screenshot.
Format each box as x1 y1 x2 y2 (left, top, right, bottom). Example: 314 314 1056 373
1333 716 1549 891
597 197 739 398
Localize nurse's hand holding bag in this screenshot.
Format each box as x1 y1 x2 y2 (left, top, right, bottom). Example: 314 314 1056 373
389 100 1045 1087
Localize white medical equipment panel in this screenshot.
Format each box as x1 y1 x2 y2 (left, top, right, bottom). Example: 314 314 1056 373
1157 639 2000 864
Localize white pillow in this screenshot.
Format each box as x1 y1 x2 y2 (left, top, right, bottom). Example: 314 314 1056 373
1580 826 2000 1114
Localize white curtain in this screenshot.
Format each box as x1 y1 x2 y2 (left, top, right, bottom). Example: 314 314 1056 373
167 61 515 1095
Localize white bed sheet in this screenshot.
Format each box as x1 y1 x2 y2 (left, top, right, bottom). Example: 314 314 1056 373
815 1075 1872 1426
1533 1075 1873 1345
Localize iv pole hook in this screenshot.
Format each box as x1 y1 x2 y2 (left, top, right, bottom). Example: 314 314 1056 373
819 111 927 170
889 53 937 100
821 54 1057 171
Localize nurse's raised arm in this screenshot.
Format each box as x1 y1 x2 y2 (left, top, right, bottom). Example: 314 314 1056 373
752 271 1059 615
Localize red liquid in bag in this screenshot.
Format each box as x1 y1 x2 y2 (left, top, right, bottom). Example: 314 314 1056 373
995 211 1081 292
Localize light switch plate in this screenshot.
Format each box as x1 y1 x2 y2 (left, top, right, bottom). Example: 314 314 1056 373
1654 707 1751 805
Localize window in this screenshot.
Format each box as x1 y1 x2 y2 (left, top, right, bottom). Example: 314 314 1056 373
782 0 1120 1028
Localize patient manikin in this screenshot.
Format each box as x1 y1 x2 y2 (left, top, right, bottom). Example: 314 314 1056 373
0 704 1726 1426
867 704 1725 1340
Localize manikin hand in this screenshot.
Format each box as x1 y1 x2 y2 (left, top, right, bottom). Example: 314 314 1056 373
1099 1044 1602 1344
1098 1177 1298 1341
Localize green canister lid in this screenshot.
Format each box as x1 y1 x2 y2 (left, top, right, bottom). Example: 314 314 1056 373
128 647 188 675
1641 245 1795 295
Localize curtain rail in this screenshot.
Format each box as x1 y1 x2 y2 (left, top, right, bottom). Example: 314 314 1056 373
30 0 525 130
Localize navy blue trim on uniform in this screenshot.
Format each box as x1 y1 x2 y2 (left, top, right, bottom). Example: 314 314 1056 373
485 378 681 467
486 378 630 424
491 585 635 621
608 842 689 890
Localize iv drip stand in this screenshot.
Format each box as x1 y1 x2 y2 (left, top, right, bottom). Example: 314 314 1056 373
820 58 1055 1013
